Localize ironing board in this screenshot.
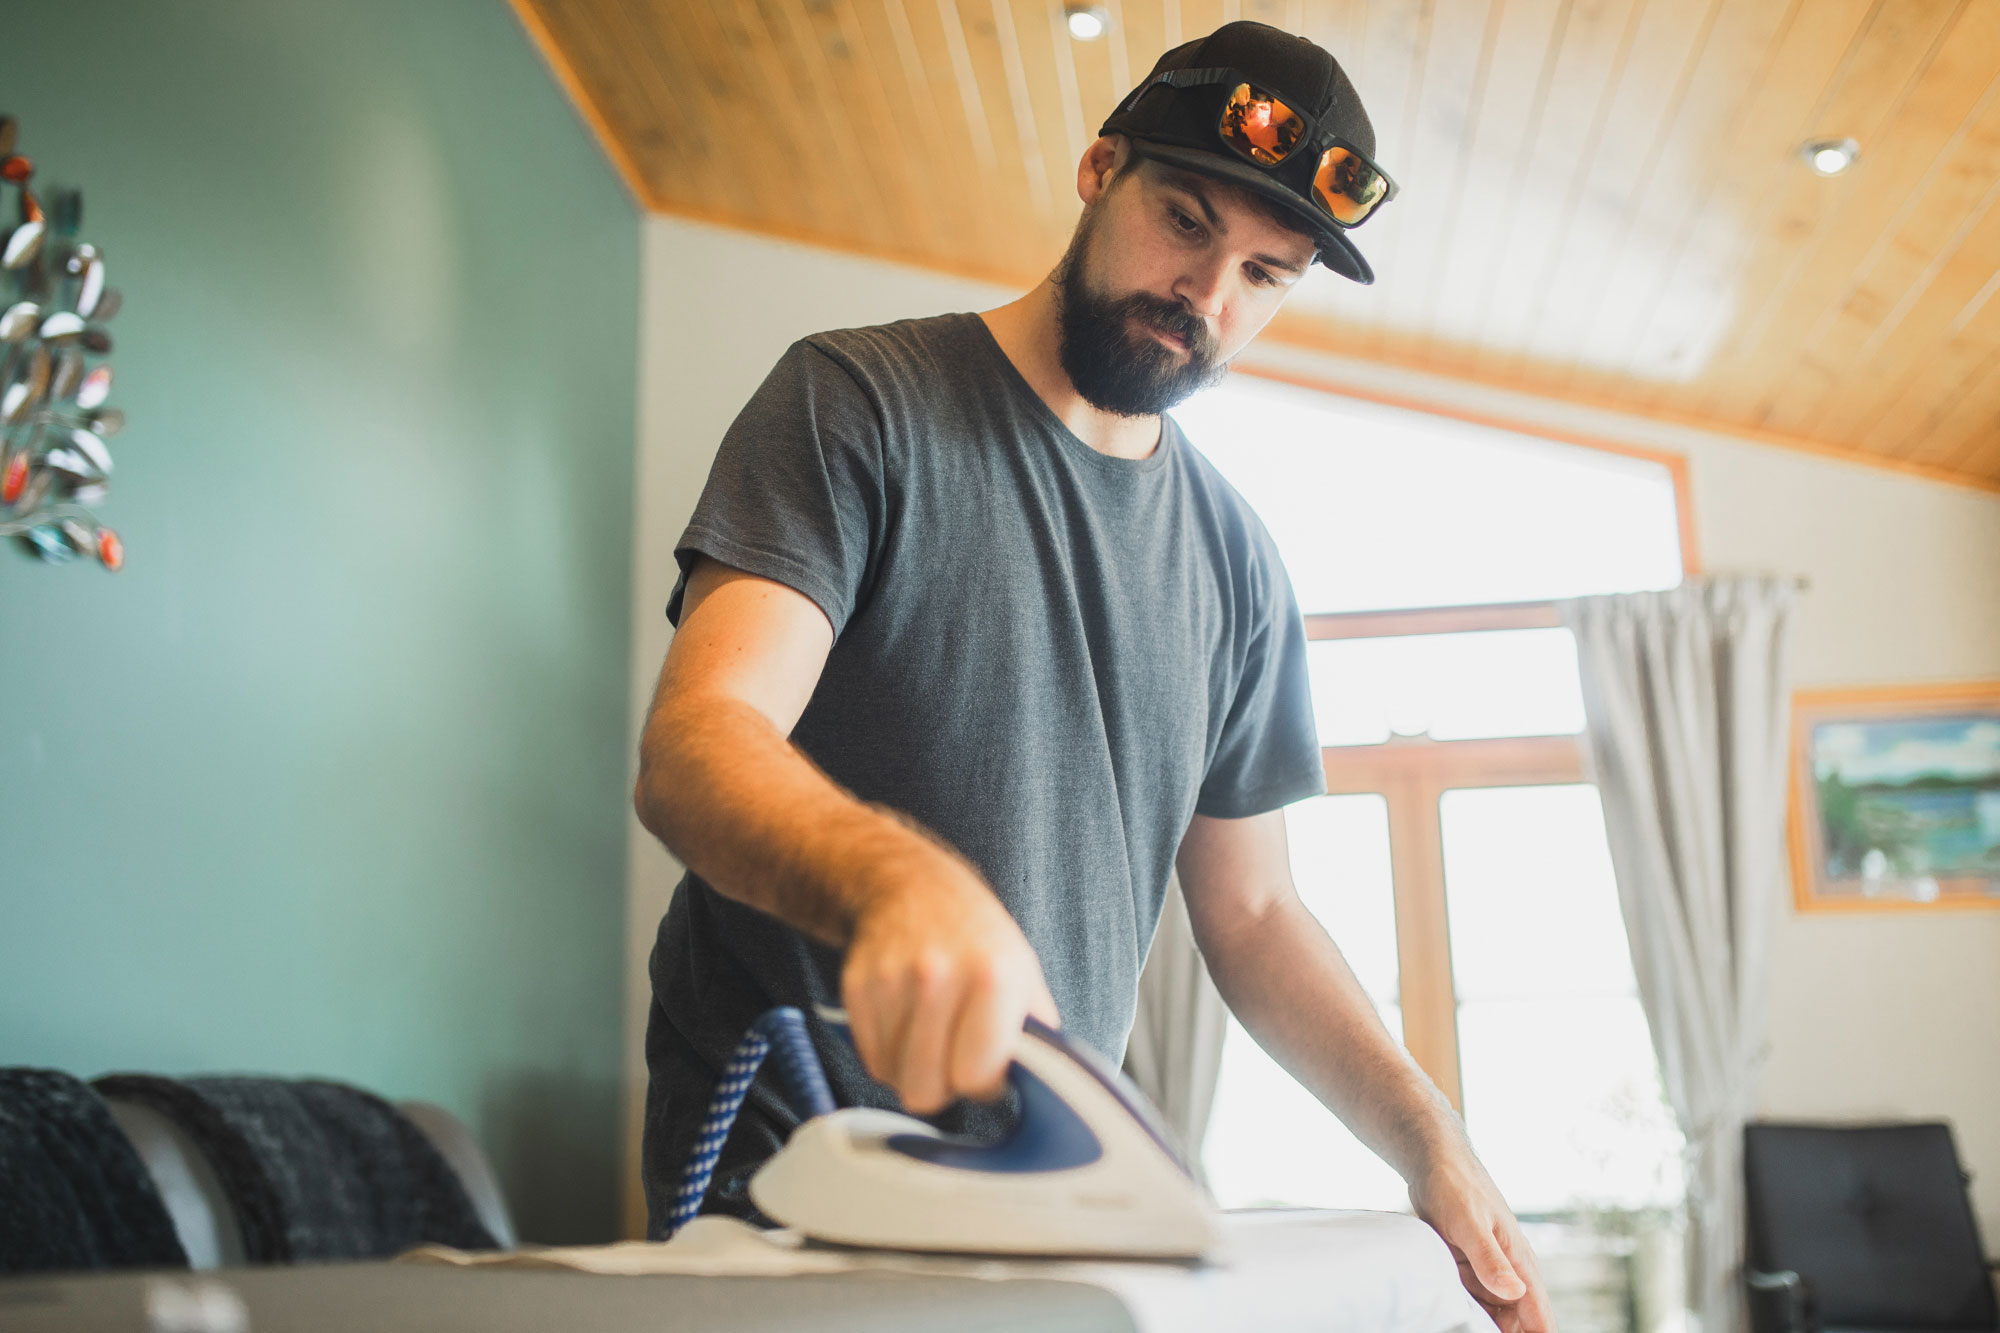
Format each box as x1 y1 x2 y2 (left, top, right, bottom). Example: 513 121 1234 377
0 1263 1130 1332
0 1210 1500 1333
404 1207 1500 1333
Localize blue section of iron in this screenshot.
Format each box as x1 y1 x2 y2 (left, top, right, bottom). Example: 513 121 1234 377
885 1063 1103 1173
1023 1014 1195 1177
668 1005 832 1236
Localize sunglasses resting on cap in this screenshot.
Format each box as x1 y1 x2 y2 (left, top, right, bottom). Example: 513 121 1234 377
1122 67 1397 229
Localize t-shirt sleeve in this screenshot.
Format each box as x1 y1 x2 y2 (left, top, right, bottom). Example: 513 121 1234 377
666 339 886 636
1196 528 1326 819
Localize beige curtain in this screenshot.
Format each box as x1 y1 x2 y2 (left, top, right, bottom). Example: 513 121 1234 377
1123 871 1229 1178
1559 575 1802 1333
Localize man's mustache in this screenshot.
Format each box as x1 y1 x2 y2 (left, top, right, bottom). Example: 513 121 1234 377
1121 294 1216 360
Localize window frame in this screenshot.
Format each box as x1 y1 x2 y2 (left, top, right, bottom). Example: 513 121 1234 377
1308 602 1585 1110
1297 502 1698 1113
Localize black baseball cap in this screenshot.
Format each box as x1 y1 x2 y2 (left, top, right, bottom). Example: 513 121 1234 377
1100 21 1383 284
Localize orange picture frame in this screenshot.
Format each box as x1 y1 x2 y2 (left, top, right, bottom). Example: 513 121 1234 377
1787 681 2000 913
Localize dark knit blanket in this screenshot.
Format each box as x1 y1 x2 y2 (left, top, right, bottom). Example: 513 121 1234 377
93 1075 497 1263
0 1068 189 1274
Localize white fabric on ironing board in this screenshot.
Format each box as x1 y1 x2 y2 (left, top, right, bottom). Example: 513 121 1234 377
407 1208 1498 1333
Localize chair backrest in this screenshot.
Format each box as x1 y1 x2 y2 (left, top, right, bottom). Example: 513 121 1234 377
0 1069 189 1274
103 1091 514 1264
100 1097 244 1270
1744 1121 1997 1331
396 1100 516 1250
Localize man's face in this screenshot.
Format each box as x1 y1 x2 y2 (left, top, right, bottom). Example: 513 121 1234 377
1053 147 1317 418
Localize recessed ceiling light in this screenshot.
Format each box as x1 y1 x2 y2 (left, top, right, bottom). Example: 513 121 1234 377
1066 4 1110 41
1800 137 1859 176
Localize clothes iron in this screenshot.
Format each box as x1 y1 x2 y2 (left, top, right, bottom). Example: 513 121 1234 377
670 1007 1220 1260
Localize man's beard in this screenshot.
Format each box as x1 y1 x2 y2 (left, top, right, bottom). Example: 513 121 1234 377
1051 209 1230 418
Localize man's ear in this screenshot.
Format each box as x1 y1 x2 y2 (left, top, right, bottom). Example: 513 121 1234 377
1076 135 1132 207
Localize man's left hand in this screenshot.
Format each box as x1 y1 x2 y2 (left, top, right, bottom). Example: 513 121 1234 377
1408 1152 1556 1333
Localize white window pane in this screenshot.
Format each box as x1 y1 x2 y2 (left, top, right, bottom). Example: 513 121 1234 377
1205 1013 1412 1211
1204 794 1406 1210
1448 780 1632 996
1173 376 1683 614
1286 794 1399 1005
1440 785 1637 1000
1456 997 1685 1213
1441 785 1684 1215
1309 629 1586 747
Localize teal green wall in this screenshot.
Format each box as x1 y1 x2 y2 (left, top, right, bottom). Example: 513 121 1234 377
0 3 637 1242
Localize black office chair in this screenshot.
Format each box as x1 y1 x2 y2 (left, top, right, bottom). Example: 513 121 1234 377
1744 1121 1998 1333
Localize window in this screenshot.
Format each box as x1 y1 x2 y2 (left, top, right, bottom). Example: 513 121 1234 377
1204 793 1409 1211
1180 374 1688 1274
1443 785 1684 1214
1307 629 1586 745
1170 378 1685 616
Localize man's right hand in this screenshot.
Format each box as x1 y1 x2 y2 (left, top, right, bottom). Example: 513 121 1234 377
842 850 1060 1115
635 556 1058 1119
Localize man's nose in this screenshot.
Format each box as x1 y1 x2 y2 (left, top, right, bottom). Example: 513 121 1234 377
1172 260 1228 324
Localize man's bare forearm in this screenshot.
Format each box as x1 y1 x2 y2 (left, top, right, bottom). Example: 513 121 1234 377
1196 897 1469 1182
632 691 970 947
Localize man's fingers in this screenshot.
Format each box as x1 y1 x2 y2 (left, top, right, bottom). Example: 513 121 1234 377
1456 1269 1527 1333
1412 1158 1548 1333
840 960 903 1091
1451 1233 1548 1333
1517 1288 1554 1333
1460 1228 1526 1303
949 970 1019 1102
839 886 1055 1116
1509 1258 1555 1333
894 957 960 1113
1492 1225 1553 1332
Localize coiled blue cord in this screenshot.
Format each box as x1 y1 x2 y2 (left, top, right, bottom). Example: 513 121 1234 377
667 1005 836 1236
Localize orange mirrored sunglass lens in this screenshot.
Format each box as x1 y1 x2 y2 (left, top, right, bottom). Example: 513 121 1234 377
1314 146 1387 224
1218 83 1305 166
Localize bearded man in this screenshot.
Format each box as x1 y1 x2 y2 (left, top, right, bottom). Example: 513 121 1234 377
632 20 1552 1332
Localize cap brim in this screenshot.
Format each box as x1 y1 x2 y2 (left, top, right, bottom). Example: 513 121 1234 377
1126 139 1375 285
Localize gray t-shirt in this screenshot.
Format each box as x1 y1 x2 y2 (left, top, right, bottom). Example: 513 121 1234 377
642 311 1322 1229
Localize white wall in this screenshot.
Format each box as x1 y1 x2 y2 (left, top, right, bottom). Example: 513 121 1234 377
625 213 2000 1242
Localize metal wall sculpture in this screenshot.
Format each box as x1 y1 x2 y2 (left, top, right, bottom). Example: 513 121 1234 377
0 115 124 570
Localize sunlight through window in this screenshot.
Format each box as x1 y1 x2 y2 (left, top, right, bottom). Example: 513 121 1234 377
1173 376 1683 614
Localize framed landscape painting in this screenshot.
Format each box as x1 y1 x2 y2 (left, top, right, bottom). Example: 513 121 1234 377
1788 681 2000 912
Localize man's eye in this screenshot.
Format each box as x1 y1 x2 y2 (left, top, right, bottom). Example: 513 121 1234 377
1169 208 1201 236
1249 265 1275 286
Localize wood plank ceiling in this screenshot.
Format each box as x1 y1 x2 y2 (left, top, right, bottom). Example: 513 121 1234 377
517 0 2000 492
